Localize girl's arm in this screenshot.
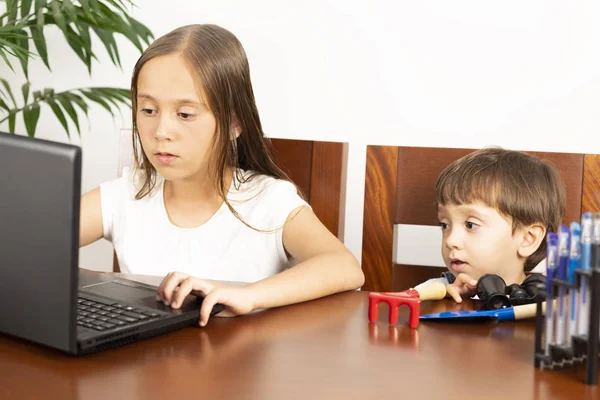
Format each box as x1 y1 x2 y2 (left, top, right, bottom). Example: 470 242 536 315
246 205 364 309
159 205 365 326
79 188 104 247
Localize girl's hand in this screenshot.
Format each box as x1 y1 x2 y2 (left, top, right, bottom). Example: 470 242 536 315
445 273 478 303
157 272 257 326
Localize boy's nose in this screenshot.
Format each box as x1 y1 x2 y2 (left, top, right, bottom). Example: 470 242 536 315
444 229 462 249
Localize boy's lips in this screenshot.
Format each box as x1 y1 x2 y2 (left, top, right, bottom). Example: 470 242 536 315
450 259 467 273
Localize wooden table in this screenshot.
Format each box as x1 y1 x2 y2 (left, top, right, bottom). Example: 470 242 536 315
0 270 597 399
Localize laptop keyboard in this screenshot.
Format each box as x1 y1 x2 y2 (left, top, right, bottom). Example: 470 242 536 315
77 297 161 332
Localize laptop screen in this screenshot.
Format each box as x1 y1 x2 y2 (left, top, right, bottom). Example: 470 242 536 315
0 132 81 353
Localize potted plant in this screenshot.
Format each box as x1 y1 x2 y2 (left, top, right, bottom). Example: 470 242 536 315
0 0 153 137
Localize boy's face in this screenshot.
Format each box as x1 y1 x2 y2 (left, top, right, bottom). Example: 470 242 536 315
437 202 527 285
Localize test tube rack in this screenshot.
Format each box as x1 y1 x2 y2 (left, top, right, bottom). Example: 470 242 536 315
534 268 600 385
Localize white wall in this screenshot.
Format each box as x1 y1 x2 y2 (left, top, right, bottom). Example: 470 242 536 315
2 0 599 272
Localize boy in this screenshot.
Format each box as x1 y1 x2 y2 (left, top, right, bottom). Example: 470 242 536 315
417 147 566 303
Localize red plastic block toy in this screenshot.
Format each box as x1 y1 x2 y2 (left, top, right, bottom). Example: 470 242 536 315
368 282 447 329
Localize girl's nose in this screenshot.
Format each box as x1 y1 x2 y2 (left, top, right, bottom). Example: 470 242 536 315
155 116 174 141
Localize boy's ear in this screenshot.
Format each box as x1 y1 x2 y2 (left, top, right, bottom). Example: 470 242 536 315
517 223 546 258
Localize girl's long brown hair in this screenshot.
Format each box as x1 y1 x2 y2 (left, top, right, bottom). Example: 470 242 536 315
130 24 294 228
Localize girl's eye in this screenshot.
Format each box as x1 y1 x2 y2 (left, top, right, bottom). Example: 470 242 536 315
465 221 478 230
178 112 194 120
439 222 449 230
141 108 156 116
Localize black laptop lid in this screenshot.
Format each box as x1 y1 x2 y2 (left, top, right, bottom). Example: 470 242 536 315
0 131 80 353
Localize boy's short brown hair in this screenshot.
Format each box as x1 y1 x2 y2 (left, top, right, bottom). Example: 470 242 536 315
435 147 566 271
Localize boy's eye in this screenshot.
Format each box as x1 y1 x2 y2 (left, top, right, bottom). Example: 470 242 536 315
439 222 449 230
465 221 478 230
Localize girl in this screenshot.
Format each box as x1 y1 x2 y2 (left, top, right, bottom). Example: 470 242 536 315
79 24 364 326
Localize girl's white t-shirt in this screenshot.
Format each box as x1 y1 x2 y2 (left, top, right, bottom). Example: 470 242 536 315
100 167 308 282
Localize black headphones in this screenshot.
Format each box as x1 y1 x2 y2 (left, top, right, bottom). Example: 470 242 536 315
475 273 545 310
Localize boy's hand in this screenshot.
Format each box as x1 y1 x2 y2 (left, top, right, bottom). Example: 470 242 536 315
156 272 257 327
446 273 478 303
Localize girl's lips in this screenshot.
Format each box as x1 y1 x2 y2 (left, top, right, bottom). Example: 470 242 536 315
156 153 178 164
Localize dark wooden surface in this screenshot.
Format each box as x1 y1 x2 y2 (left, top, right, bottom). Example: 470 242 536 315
392 264 446 292
394 147 472 226
583 153 600 214
0 270 597 400
271 138 314 200
309 141 347 240
361 146 397 292
270 138 346 239
529 151 583 225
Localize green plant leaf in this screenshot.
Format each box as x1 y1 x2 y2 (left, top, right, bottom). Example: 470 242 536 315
39 14 93 71
78 25 94 68
63 92 88 116
21 0 34 18
6 0 18 26
94 87 131 108
62 0 78 23
0 98 9 111
0 9 12 22
46 97 70 137
16 29 29 78
118 26 144 54
127 15 154 45
23 103 41 137
113 88 131 102
97 2 143 51
36 3 46 26
79 0 95 21
42 87 55 98
95 92 121 109
56 95 80 135
91 27 119 67
0 78 17 107
8 109 16 133
76 13 114 31
0 47 15 72
104 0 130 14
0 25 30 34
34 0 48 14
88 0 102 14
80 89 115 116
0 32 30 61
30 24 50 70
63 24 93 73
21 82 30 104
51 1 67 33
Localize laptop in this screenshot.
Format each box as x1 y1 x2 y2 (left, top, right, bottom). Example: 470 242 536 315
0 131 224 355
